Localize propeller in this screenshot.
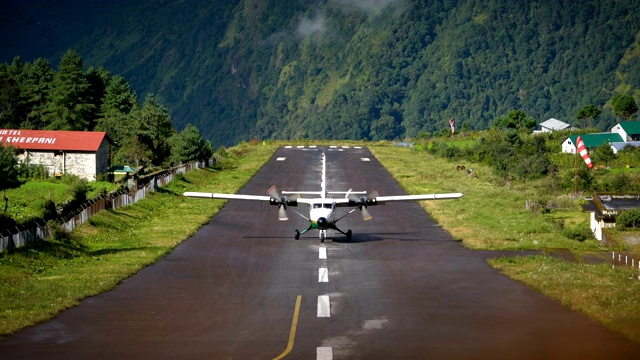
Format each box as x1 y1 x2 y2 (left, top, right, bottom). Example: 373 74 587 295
349 190 379 221
268 186 289 221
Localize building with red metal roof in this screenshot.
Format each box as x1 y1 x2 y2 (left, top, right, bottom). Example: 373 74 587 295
0 129 109 181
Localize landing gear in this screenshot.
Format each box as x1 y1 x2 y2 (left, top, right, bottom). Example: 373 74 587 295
294 229 300 240
319 230 326 243
346 229 352 242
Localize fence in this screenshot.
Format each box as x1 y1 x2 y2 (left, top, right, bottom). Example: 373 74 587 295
611 251 640 280
1 159 213 252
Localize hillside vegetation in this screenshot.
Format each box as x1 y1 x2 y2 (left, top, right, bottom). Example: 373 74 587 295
2 0 639 146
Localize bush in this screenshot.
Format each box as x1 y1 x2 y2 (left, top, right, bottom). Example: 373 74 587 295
616 208 640 228
562 225 593 242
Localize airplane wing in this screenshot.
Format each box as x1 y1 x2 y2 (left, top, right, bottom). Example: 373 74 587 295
333 192 463 207
374 193 463 202
183 192 271 201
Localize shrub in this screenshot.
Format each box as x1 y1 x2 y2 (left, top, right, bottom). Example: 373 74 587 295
562 225 593 241
616 208 640 228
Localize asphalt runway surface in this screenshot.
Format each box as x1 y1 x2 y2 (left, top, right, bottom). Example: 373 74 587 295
1 146 639 359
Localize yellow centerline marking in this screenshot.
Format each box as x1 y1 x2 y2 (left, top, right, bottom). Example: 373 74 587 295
273 295 302 360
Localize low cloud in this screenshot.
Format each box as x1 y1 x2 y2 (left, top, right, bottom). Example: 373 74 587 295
297 13 326 38
333 0 406 16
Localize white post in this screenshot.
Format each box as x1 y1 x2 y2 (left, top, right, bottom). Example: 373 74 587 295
612 251 615 269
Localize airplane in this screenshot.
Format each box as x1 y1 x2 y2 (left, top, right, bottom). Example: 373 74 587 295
183 152 462 242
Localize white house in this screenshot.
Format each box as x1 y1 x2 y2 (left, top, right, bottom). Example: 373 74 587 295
561 133 624 154
0 129 110 181
537 118 572 133
610 121 640 142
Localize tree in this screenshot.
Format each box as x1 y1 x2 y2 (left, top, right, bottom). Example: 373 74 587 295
0 69 20 128
96 75 139 149
611 94 638 121
131 94 175 166
492 110 537 132
169 124 214 164
593 143 615 166
575 104 601 128
20 58 54 129
0 144 21 212
42 50 95 130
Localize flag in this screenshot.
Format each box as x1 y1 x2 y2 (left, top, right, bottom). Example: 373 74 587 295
576 136 593 169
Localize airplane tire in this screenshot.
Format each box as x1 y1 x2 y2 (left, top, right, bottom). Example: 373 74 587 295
320 232 325 243
295 229 300 240
346 229 352 242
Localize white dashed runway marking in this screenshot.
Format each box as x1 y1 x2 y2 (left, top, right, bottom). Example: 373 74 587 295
319 247 327 259
317 295 331 317
319 268 328 283
317 347 333 360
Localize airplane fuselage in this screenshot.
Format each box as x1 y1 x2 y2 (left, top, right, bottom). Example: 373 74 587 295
309 200 337 230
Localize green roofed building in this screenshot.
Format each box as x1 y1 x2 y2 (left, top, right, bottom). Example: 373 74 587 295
562 133 624 154
562 121 640 154
610 121 640 142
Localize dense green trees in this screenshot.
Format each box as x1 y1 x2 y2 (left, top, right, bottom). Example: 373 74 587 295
611 94 639 121
0 52 213 169
0 144 21 212
2 0 640 146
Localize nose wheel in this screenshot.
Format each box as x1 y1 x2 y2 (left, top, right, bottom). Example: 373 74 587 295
319 230 326 243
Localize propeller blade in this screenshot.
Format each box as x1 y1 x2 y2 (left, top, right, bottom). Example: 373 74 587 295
267 186 281 200
361 206 372 221
367 190 379 200
278 205 288 221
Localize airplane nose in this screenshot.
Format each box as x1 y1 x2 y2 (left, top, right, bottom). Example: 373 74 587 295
317 217 328 228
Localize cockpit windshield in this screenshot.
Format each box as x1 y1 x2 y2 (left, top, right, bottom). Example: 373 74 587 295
313 203 333 209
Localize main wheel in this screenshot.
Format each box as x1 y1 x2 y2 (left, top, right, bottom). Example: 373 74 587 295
294 229 300 240
346 229 352 242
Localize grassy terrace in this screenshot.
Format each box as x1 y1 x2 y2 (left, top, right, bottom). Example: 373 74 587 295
1 141 639 344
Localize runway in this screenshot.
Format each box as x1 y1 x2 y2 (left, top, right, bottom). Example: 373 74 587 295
1 146 639 359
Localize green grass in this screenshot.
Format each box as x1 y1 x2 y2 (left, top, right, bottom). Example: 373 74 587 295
0 142 278 337
5 178 120 225
368 145 604 251
491 255 640 344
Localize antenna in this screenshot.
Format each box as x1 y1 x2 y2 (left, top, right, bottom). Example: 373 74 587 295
321 152 327 198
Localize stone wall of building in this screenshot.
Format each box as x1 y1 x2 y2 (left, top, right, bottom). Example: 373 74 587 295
18 139 109 181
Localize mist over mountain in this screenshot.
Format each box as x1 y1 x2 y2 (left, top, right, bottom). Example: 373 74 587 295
2 0 640 146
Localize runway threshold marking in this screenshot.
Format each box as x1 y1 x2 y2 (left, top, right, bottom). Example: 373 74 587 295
317 347 333 360
272 295 302 360
317 295 331 317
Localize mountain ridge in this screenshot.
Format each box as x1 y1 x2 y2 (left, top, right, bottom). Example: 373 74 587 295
2 0 639 146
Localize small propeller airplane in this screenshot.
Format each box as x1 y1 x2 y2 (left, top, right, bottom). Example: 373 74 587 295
184 153 462 242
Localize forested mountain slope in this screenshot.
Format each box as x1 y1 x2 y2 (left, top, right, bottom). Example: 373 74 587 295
2 0 640 146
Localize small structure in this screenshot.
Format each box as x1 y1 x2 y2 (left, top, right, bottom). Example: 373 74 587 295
0 129 109 181
561 133 624 154
610 121 640 142
536 118 573 133
582 193 640 241
610 141 640 154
